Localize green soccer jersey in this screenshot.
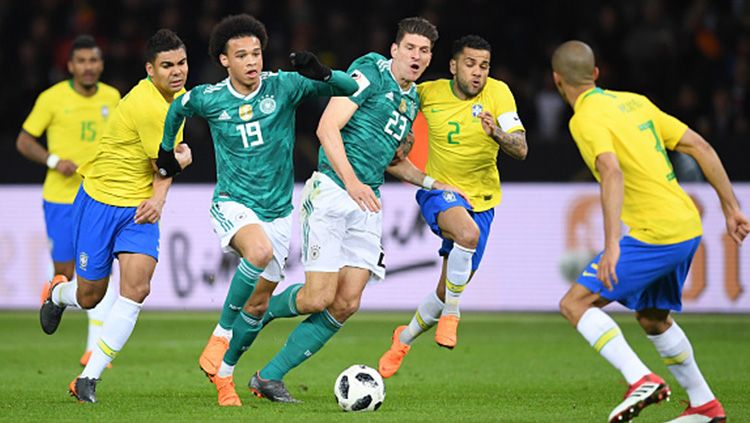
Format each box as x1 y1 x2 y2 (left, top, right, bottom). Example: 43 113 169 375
318 53 420 196
162 70 356 221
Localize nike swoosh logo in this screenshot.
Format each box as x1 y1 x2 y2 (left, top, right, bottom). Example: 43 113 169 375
430 108 441 113
582 271 596 277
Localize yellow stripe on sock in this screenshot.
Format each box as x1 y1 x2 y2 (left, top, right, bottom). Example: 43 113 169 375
414 312 429 331
663 351 690 366
593 327 621 352
446 280 466 294
89 319 104 327
97 339 118 359
591 263 599 270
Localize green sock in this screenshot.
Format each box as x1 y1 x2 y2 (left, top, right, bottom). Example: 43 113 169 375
259 309 342 380
218 259 263 330
262 283 302 326
223 311 263 365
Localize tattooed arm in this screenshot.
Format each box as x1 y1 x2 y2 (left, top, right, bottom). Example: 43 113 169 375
478 111 528 160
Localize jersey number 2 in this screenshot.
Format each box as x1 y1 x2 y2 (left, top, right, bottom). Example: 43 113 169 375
236 122 264 148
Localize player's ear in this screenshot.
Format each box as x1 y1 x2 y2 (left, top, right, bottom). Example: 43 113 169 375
390 42 398 59
593 66 600 82
145 61 154 78
449 58 457 76
67 60 74 75
219 54 229 68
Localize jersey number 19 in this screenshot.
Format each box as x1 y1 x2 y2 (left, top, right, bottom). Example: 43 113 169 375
236 122 264 148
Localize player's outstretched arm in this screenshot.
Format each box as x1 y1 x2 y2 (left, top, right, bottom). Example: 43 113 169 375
594 152 623 291
16 130 78 176
316 96 380 212
478 111 528 160
675 128 750 244
290 52 358 96
157 94 193 177
386 158 473 207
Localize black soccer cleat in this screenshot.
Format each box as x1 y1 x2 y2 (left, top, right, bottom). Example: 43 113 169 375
69 377 98 403
248 371 301 403
39 275 68 335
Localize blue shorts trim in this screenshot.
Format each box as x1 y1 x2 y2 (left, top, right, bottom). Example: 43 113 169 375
416 189 494 271
576 236 702 312
43 200 75 262
72 186 160 280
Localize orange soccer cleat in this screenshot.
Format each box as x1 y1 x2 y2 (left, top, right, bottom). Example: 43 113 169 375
210 374 242 406
199 335 230 377
378 326 411 378
434 315 460 349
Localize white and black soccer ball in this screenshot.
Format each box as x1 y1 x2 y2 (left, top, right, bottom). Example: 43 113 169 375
333 365 385 412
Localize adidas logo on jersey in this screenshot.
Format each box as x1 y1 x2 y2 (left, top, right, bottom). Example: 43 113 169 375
385 92 394 101
218 110 231 121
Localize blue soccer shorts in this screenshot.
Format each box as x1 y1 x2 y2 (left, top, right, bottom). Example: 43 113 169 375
43 200 75 263
72 186 160 280
416 189 494 272
576 235 702 312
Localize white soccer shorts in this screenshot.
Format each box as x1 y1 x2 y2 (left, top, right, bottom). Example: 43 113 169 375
209 200 291 283
300 172 385 281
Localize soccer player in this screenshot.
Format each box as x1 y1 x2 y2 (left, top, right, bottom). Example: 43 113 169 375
551 40 749 423
38 29 193 403
378 35 528 378
247 17 466 403
156 14 358 407
17 35 120 367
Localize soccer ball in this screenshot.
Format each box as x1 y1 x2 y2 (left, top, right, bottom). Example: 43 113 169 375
333 365 385 412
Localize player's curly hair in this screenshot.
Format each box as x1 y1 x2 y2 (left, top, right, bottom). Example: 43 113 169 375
395 17 439 47
451 35 492 58
209 14 268 64
145 29 185 63
69 35 99 59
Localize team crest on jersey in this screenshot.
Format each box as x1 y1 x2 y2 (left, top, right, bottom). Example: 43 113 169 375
259 95 276 114
101 105 109 119
442 191 457 203
310 244 320 260
238 104 253 121
399 98 407 114
79 252 89 271
471 103 484 117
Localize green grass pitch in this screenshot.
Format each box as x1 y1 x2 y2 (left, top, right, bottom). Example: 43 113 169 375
1 311 748 422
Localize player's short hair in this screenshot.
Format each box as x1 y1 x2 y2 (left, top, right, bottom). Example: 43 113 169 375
145 29 185 63
452 35 492 58
69 35 99 60
209 14 268 64
395 17 439 47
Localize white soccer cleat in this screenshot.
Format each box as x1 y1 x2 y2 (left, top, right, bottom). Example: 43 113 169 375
664 399 726 423
608 373 671 423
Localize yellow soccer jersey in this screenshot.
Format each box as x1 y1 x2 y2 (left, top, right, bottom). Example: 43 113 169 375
569 87 702 244
418 78 524 211
22 81 121 203
79 78 184 207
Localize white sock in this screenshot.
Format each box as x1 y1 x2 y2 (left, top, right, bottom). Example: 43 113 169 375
212 323 233 340
85 281 118 352
577 308 650 385
401 291 444 345
648 322 715 407
442 244 475 316
81 296 142 379
217 361 235 378
52 279 80 308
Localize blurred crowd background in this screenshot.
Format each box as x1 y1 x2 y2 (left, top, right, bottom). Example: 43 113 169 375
1 0 748 184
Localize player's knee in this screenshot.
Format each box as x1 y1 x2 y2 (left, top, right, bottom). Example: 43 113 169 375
330 298 360 322
123 284 150 304
455 226 480 250
77 291 103 309
558 295 580 323
635 310 672 335
306 296 334 314
244 246 273 269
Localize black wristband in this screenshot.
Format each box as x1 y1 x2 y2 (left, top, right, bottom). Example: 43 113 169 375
156 145 182 177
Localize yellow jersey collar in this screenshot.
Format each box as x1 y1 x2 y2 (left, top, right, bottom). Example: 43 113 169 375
573 87 599 112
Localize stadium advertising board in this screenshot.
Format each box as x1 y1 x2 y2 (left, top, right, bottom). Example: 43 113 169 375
1 184 748 312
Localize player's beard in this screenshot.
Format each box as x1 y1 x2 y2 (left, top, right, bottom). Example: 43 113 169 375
456 78 480 98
